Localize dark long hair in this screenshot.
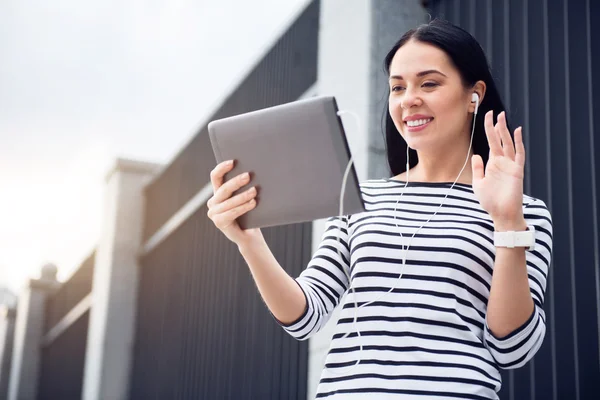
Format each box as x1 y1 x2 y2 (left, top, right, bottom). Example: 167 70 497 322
384 19 508 176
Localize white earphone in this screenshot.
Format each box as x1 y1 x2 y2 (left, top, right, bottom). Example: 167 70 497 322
330 91 481 375
472 92 480 115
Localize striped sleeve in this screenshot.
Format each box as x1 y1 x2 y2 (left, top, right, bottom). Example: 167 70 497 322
275 216 351 341
483 199 553 369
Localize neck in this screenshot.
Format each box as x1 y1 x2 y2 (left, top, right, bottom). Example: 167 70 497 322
410 142 474 184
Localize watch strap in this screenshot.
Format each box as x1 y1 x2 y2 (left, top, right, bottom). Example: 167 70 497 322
494 224 536 251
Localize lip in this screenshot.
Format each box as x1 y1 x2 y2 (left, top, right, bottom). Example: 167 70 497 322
405 118 433 132
403 115 434 132
403 114 433 122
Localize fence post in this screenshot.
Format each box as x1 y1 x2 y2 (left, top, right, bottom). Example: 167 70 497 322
0 304 16 399
81 158 160 400
7 265 59 400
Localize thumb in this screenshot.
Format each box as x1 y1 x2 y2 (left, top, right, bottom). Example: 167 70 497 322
472 154 484 182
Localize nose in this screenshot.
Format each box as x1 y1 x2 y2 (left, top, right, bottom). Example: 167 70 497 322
400 87 422 110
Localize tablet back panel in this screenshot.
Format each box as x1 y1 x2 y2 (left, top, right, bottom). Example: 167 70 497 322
208 96 365 230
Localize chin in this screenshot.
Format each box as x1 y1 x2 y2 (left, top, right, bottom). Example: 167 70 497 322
402 132 436 151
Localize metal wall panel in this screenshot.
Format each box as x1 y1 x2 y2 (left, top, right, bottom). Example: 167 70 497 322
37 311 90 400
130 207 311 400
142 0 320 242
44 251 94 331
0 308 16 399
430 0 600 399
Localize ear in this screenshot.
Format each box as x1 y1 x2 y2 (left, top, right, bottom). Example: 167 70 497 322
469 80 487 113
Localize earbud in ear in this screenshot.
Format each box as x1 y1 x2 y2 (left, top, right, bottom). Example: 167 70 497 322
471 93 480 115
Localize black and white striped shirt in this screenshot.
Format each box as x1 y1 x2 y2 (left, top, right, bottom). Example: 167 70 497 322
277 178 553 399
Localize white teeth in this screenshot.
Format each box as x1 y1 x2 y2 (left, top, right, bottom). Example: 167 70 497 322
406 118 432 127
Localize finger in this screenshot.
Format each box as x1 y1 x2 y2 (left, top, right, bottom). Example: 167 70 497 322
209 186 257 217
210 160 235 194
485 111 502 156
496 112 515 160
207 195 215 209
212 199 257 230
213 171 251 205
471 154 484 182
514 126 526 167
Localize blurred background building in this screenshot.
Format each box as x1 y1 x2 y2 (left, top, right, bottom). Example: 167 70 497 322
0 0 598 399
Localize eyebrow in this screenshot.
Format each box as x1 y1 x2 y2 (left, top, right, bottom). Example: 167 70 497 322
389 69 448 80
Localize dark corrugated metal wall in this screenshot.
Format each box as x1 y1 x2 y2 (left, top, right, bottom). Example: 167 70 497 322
37 311 90 400
430 0 600 399
0 308 15 399
130 2 319 399
130 208 312 400
35 251 94 400
44 251 94 330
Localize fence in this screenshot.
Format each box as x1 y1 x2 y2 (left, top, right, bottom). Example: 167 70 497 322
35 252 94 400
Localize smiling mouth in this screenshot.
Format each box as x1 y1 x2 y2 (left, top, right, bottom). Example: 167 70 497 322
405 117 434 128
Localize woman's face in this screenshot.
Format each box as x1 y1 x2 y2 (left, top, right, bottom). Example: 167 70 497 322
388 39 473 154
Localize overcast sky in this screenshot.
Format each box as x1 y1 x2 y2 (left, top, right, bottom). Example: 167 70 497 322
0 0 309 292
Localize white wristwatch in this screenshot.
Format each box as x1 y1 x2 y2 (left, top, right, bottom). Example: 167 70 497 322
494 224 536 251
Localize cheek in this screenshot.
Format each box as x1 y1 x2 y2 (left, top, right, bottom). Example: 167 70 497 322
388 96 404 123
429 96 451 114
388 95 401 114
431 98 465 127
388 104 405 135
443 105 467 127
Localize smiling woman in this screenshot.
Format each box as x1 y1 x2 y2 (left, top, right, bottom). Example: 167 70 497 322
207 18 553 400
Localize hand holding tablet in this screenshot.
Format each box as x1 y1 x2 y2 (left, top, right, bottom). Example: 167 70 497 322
207 96 365 231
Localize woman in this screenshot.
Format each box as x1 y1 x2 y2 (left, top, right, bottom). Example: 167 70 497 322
207 20 552 400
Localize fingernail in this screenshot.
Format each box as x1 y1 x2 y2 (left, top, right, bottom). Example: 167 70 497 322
227 160 234 165
242 172 250 180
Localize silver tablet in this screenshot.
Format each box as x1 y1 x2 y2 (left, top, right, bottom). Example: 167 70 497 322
207 96 365 230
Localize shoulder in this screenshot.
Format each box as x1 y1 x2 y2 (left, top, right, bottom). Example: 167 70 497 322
358 178 392 188
522 194 551 215
355 178 397 196
522 194 553 237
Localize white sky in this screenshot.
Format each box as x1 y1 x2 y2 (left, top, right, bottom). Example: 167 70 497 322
0 0 310 292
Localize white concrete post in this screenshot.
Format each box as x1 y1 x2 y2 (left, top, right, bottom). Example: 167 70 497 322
81 158 161 400
7 265 60 400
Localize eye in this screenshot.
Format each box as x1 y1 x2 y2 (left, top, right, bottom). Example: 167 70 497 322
391 86 405 92
422 82 439 88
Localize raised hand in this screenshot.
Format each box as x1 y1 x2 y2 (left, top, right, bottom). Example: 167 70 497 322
471 111 526 230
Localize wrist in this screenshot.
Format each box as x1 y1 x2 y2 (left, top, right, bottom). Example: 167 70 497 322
493 217 527 232
237 232 266 255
